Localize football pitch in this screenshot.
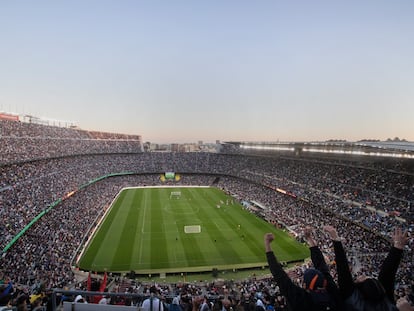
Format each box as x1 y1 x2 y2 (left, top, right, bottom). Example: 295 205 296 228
77 186 309 274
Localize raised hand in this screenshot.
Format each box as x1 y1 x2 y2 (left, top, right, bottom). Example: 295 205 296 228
396 297 414 311
303 226 312 238
303 226 317 247
264 233 274 244
392 227 409 250
264 233 275 252
323 225 340 241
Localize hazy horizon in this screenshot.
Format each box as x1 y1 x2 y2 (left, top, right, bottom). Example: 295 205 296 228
1 1 413 143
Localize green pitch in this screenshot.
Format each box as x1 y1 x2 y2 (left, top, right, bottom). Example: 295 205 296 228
77 187 309 274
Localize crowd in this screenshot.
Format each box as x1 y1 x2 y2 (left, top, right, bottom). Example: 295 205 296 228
0 173 412 309
1 151 413 247
0 120 413 310
0 120 142 165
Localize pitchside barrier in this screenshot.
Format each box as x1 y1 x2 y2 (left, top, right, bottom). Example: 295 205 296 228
55 290 143 311
63 302 138 311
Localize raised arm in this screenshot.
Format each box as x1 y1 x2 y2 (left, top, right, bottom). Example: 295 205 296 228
304 227 328 274
324 225 355 299
378 227 409 303
306 226 343 308
264 233 308 309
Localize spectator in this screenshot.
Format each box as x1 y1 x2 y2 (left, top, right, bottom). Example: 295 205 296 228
303 226 343 310
170 296 183 311
264 232 338 311
200 296 211 311
324 225 409 311
30 297 45 311
99 290 110 305
0 280 13 311
142 286 164 311
74 295 87 303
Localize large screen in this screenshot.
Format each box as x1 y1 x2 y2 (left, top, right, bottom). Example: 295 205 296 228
164 172 175 180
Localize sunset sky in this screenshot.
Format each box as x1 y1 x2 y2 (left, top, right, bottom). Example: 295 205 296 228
1 1 413 143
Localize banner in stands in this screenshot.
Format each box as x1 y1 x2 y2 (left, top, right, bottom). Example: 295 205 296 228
0 113 19 121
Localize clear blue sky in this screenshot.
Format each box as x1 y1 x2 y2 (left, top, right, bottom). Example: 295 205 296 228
1 1 413 143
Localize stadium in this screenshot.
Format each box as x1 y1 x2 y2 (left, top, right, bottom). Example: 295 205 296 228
0 115 413 310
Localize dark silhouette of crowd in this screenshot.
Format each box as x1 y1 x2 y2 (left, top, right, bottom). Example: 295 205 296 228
0 119 413 310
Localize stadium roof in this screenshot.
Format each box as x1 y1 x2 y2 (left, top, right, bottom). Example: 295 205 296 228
224 141 414 159
355 141 414 152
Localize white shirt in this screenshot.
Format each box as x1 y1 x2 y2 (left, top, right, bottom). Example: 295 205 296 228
141 296 164 311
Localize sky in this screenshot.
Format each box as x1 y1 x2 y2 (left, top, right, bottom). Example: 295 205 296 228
1 1 413 143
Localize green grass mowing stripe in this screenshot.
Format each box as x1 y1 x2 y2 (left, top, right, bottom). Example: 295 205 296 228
129 188 149 270
162 191 189 268
209 189 256 264
197 188 257 263
79 189 130 271
193 186 240 265
187 187 231 265
101 189 136 271
176 188 208 267
150 188 170 269
112 189 142 271
193 190 242 265
237 213 278 259
213 206 255 262
135 188 154 270
130 190 146 270
165 213 186 268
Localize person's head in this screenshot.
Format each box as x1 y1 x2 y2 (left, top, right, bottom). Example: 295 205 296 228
222 298 232 311
149 286 158 296
74 295 86 303
255 297 265 311
172 296 180 305
355 278 386 302
16 294 29 311
303 269 327 291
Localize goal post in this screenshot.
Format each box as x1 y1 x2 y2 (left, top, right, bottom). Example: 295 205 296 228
170 191 181 199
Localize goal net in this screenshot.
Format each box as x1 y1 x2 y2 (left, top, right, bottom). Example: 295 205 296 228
170 191 181 199
184 225 201 234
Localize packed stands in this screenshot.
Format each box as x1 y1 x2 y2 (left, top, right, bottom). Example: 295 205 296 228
0 119 142 165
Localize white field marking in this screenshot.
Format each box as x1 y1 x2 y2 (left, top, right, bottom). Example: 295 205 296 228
184 225 201 233
138 190 149 262
76 188 124 264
